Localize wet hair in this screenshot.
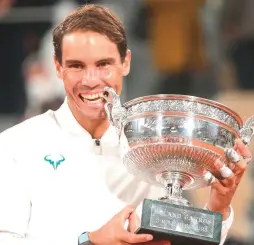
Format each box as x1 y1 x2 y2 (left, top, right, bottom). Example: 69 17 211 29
53 4 127 64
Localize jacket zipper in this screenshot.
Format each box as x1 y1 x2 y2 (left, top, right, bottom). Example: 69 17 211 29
94 139 102 155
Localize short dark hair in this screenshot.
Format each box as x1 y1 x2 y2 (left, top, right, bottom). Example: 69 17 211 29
53 4 128 64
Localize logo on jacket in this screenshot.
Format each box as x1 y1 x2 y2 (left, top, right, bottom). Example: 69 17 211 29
44 154 66 170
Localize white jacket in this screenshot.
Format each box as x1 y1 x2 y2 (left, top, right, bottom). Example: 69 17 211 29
0 100 233 245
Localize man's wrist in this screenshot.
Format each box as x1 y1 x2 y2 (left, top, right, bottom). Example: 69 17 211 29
88 231 98 245
78 232 95 245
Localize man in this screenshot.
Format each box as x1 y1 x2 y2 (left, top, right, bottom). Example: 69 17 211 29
0 4 252 245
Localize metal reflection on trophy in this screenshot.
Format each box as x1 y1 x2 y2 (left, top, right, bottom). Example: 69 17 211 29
103 87 254 245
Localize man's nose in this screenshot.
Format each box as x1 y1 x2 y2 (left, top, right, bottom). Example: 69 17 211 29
81 68 101 87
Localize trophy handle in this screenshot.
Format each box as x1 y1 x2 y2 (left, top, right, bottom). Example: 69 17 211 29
239 115 254 146
103 87 127 138
224 115 254 167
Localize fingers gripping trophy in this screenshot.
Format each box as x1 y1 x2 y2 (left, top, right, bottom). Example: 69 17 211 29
103 87 254 245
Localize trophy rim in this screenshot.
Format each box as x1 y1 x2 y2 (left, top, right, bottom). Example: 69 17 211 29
123 94 243 128
126 111 240 138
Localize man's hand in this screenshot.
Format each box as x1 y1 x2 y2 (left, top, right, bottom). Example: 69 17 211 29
207 139 252 220
89 205 171 245
128 211 170 245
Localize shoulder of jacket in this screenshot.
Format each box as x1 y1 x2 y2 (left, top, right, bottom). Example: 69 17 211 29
0 110 56 143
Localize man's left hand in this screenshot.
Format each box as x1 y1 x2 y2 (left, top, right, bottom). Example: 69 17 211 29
207 139 252 220
128 211 171 245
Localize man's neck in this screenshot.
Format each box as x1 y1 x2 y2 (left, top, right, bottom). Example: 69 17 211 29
80 119 109 139
68 101 110 139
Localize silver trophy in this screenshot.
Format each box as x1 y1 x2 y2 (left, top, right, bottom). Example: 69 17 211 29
103 87 254 245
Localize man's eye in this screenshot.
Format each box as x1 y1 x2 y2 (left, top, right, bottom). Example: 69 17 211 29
70 64 83 69
98 62 109 67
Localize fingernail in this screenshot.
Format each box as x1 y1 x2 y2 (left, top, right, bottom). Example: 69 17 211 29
203 171 212 181
214 159 223 169
225 148 242 163
220 165 233 178
203 171 216 184
146 235 153 241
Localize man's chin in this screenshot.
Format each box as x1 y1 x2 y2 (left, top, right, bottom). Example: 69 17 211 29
79 107 107 120
69 98 108 120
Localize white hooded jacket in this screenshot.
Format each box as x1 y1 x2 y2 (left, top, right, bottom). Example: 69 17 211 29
0 100 233 245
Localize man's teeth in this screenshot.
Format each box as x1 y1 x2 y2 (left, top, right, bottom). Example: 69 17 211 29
88 98 104 104
80 92 107 103
81 92 104 100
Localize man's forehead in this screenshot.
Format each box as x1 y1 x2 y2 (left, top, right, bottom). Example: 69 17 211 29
62 31 120 61
62 32 117 51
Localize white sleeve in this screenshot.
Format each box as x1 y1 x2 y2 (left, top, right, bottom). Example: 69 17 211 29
0 142 31 244
0 141 80 245
219 206 234 245
204 204 234 245
0 142 53 245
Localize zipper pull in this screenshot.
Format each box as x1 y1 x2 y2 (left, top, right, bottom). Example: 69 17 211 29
94 139 102 155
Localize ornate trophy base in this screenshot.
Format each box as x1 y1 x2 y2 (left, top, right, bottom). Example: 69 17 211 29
136 199 222 245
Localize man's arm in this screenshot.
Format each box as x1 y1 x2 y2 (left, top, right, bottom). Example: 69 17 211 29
0 140 65 245
0 141 31 240
0 143 31 244
207 139 252 244
220 206 234 245
203 204 234 245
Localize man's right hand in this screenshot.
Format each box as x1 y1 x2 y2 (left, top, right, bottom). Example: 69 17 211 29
89 205 171 245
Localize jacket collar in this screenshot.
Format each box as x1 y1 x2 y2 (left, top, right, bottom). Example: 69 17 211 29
54 98 119 145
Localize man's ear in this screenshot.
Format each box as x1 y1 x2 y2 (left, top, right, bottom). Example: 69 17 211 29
122 49 131 76
54 56 63 79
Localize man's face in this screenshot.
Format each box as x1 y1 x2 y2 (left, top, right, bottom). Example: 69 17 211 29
55 31 131 120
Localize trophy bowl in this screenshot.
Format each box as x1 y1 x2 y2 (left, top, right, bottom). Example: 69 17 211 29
103 87 254 245
122 94 241 191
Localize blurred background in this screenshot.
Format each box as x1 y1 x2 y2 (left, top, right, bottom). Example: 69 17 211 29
0 0 254 244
